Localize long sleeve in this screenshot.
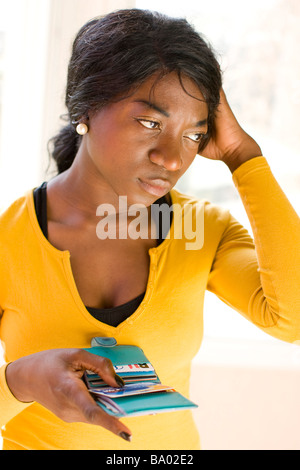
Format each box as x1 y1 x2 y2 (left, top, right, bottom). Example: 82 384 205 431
207 156 300 343
0 264 33 428
0 363 33 428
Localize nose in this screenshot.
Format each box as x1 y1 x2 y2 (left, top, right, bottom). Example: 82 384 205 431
149 137 183 172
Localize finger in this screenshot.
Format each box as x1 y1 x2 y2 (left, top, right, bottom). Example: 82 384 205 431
68 378 132 441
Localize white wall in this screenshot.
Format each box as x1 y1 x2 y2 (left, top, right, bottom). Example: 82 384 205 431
0 0 51 208
191 337 300 450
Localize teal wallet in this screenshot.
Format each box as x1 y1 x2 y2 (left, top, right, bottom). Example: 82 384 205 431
84 337 197 417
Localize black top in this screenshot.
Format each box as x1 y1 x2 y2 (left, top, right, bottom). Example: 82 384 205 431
33 182 172 327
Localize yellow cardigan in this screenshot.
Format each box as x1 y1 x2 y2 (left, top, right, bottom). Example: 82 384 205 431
0 157 299 450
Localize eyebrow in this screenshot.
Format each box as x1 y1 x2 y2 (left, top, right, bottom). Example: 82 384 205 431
133 99 170 117
133 99 207 127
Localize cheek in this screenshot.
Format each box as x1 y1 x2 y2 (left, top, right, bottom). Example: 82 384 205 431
87 129 117 165
88 121 137 163
87 134 139 184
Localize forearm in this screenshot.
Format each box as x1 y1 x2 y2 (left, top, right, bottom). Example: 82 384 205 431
225 151 261 173
232 156 300 341
223 135 262 173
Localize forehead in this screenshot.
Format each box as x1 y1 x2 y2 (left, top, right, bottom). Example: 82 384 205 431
130 71 206 110
111 71 207 120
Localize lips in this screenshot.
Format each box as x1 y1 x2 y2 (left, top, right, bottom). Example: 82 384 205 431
137 177 172 197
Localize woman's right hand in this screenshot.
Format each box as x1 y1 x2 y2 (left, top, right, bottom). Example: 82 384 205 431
5 348 132 442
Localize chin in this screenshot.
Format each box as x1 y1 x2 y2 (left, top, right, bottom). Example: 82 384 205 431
127 193 156 208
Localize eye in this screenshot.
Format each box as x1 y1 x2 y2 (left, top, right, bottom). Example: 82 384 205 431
136 119 161 130
185 132 206 143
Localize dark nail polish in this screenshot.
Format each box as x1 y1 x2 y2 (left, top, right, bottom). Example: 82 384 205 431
119 432 132 442
115 374 125 387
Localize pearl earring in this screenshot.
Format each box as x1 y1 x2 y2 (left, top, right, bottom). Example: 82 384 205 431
76 123 88 135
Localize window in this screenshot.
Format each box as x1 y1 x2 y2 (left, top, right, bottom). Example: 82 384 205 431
0 0 51 211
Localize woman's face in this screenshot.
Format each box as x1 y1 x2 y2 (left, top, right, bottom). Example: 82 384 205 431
80 71 208 206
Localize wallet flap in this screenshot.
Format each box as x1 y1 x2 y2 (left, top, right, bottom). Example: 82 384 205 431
84 344 149 366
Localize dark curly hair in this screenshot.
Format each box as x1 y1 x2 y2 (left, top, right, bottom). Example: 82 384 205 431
50 9 222 174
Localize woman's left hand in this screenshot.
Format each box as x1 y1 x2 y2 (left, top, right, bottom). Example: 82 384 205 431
200 89 262 172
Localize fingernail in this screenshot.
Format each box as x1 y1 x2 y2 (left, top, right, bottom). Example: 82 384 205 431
119 432 132 442
115 374 125 387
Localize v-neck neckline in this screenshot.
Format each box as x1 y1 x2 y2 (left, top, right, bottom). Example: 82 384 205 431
27 187 180 331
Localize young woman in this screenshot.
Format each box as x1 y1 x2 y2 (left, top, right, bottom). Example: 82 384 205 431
0 9 299 450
